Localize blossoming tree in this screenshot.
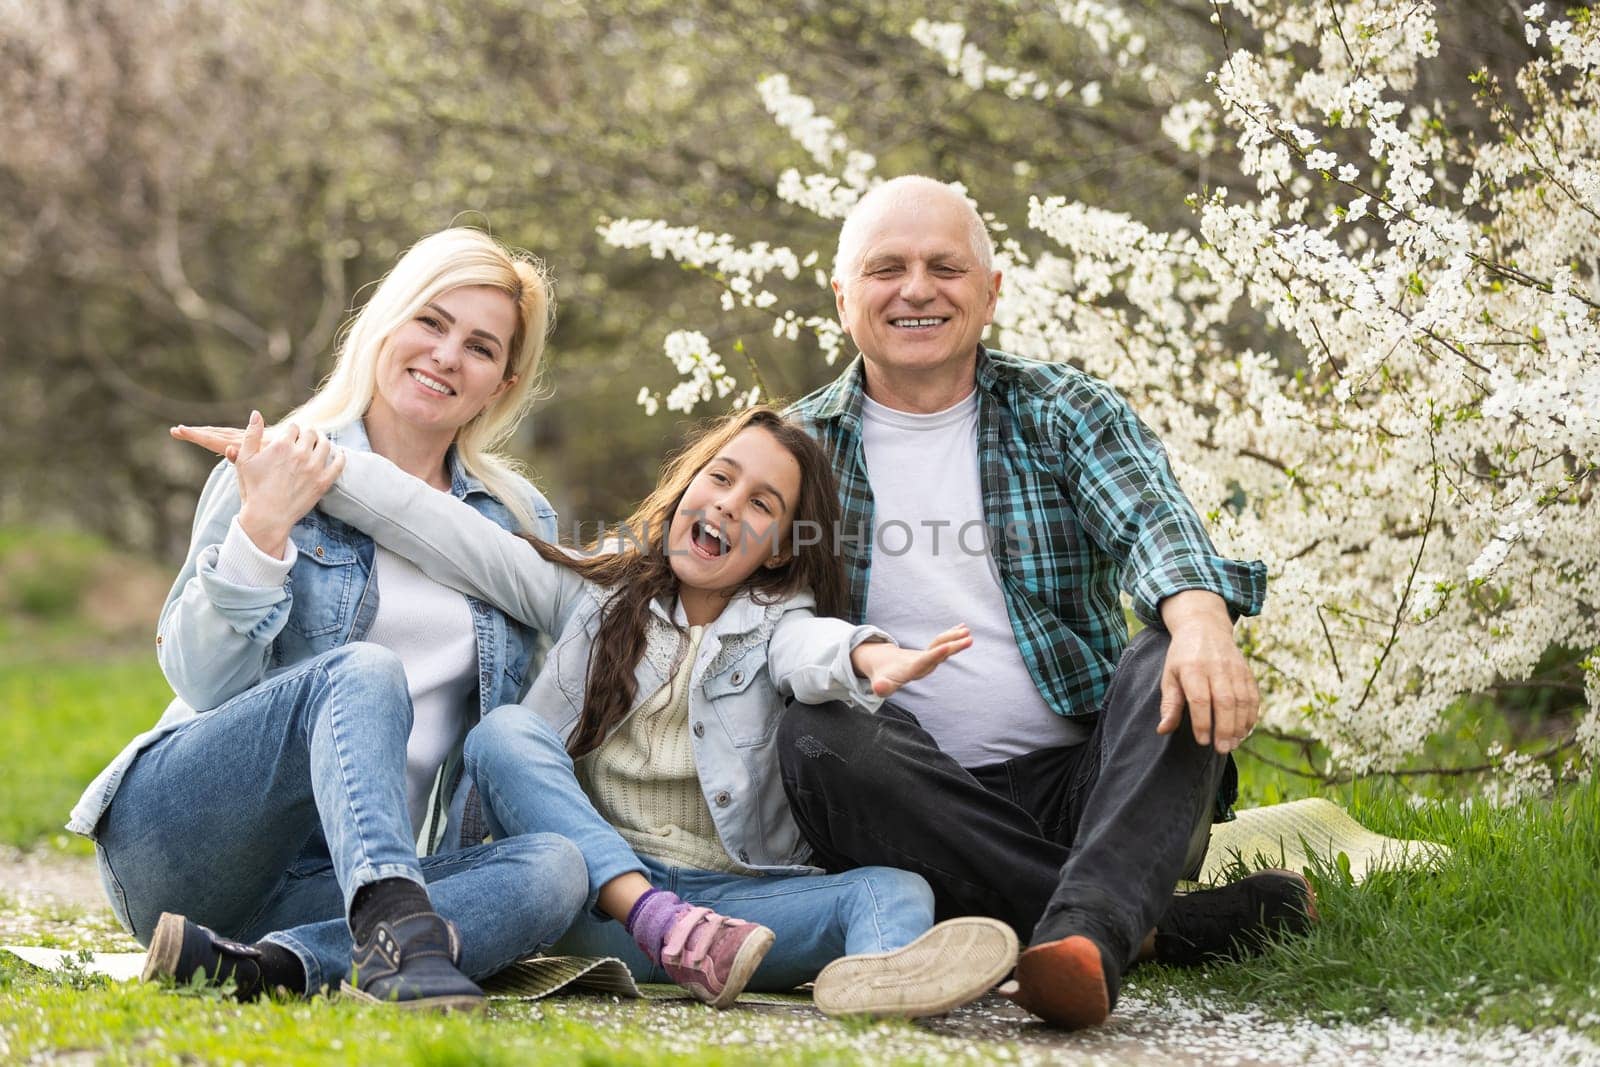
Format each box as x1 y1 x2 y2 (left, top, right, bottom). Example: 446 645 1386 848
603 1 1600 794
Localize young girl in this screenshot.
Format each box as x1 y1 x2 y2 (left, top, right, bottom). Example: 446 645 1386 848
179 406 1018 1016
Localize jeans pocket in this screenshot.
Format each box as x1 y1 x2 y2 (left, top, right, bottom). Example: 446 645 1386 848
94 842 134 938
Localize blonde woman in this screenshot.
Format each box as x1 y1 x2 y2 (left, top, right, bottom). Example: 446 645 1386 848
68 229 583 1011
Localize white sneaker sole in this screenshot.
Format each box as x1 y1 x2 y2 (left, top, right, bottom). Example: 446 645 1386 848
812 916 1019 1019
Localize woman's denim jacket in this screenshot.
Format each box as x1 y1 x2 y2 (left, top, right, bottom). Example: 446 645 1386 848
68 421 557 851
316 450 892 874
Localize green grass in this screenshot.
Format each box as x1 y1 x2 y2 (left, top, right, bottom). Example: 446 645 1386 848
0 525 106 622
5 774 1597 1064
1 943 1019 1065
3 753 1595 1062
1140 777 1600 1031
0 656 172 851
0 962 958 1066
0 524 172 851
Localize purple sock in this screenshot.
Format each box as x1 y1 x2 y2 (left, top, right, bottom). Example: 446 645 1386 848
625 887 691 965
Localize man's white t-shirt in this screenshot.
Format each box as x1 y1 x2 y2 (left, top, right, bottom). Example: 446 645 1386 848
860 390 1089 767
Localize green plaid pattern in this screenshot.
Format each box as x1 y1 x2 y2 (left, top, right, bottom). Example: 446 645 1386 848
788 346 1267 721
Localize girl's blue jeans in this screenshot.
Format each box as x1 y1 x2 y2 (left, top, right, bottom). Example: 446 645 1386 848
464 706 935 991
557 857 935 991
93 643 588 993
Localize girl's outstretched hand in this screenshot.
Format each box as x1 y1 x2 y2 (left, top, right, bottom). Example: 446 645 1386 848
173 413 344 559
851 624 972 698
171 423 248 461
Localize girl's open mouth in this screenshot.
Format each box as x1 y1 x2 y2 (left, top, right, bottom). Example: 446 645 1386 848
690 520 730 559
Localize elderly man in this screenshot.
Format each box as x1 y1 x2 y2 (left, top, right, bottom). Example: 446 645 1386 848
782 175 1316 1028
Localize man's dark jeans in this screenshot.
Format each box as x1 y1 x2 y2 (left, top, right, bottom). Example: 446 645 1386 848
777 627 1227 970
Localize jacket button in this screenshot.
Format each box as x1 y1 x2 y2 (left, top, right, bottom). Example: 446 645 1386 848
714 790 731 807
731 670 744 686
315 546 325 558
692 721 705 738
155 635 163 646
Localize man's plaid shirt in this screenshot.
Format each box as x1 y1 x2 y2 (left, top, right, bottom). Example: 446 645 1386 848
788 346 1267 722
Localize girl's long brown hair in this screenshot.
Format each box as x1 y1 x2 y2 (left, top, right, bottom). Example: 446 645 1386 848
524 406 847 758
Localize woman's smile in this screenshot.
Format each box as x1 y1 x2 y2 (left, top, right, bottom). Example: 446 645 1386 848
368 285 517 445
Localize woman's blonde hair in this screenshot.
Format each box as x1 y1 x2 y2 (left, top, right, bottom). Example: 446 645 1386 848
287 227 555 531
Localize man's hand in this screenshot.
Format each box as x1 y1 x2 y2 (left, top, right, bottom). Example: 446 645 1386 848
1156 590 1259 753
851 625 972 698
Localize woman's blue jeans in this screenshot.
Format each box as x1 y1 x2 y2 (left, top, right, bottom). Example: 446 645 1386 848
464 706 935 991
94 643 587 993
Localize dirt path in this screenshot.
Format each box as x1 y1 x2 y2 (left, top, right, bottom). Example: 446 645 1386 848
0 846 107 912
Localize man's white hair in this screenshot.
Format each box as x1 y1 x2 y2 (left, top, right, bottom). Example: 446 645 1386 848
833 175 995 282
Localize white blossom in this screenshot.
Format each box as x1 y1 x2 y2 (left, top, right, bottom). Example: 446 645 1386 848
654 330 736 415
1163 99 1218 156
603 2 1600 783
756 74 847 169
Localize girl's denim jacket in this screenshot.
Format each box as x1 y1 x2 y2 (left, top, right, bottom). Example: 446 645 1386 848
316 450 893 874
68 422 557 851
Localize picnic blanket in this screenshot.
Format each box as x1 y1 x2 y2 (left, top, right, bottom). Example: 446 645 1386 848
0 947 805 1002
3 797 1448 996
1198 796 1450 885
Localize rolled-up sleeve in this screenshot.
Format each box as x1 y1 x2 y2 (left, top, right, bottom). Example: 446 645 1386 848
157 463 296 710
767 609 894 711
1059 381 1267 627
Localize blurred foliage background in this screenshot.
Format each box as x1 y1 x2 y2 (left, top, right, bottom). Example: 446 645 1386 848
0 0 1535 562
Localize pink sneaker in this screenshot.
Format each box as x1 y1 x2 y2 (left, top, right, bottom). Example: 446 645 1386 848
659 906 775 1008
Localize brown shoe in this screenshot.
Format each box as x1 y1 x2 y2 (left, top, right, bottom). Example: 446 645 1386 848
1007 934 1113 1029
